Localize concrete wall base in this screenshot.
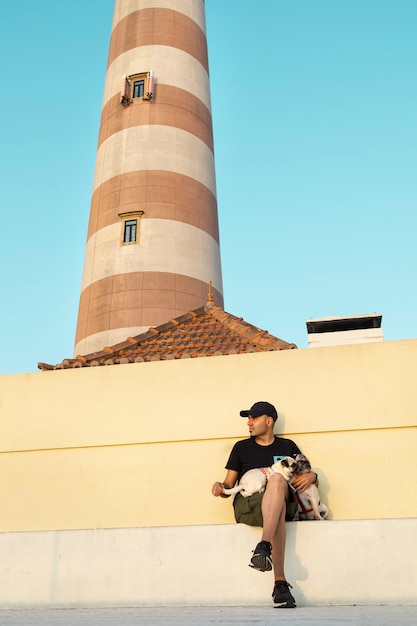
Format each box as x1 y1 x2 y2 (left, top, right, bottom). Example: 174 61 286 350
1 519 416 608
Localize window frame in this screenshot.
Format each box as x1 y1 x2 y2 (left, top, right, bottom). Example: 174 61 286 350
123 219 138 243
121 71 154 105
118 211 145 246
132 78 145 99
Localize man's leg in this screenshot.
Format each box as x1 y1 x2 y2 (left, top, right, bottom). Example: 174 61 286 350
249 474 286 572
270 497 287 579
261 474 287 555
249 475 297 608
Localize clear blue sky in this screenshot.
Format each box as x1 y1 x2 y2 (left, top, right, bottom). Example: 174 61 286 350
0 1 416 375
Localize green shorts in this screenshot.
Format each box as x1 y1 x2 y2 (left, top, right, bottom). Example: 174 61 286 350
233 488 298 527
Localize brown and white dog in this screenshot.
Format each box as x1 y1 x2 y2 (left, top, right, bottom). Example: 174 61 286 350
222 456 298 498
292 454 328 520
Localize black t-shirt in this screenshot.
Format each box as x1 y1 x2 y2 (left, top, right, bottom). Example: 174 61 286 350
226 436 301 481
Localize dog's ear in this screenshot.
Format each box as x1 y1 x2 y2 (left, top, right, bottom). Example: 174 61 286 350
282 459 289 467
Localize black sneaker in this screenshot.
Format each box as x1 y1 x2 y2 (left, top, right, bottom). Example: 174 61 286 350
249 540 272 572
272 580 296 608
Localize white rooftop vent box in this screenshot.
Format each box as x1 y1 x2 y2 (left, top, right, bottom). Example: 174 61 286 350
306 313 383 348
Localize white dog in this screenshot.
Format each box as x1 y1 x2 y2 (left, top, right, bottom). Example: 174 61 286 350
292 454 328 520
222 456 298 497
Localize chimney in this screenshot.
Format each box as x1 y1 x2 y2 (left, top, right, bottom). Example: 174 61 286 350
306 314 383 348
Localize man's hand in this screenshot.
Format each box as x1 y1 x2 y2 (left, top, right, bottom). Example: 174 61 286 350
212 469 238 498
211 481 226 497
291 471 317 493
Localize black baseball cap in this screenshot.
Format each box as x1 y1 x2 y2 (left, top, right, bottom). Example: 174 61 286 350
239 401 278 422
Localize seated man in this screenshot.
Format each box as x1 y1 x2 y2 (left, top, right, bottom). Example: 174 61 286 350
211 401 317 608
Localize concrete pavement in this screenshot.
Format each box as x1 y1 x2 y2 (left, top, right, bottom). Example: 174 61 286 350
0 605 415 625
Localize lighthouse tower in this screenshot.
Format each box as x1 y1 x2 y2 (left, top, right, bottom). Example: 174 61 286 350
74 0 223 356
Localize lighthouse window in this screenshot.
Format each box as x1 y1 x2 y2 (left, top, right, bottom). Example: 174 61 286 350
123 220 137 243
133 79 145 99
119 210 144 245
120 72 155 106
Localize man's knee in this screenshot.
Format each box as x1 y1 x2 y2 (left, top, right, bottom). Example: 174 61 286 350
266 473 288 492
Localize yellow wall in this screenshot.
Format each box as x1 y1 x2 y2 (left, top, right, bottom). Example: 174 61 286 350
1 339 416 532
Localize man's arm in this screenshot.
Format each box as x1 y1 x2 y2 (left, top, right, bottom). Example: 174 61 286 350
291 471 317 493
212 469 239 498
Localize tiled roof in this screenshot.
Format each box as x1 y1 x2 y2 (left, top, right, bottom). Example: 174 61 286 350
38 304 297 371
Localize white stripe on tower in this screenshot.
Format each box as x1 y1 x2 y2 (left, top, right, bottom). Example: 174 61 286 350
75 0 223 356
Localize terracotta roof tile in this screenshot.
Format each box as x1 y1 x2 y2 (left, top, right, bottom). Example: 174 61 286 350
38 304 297 371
